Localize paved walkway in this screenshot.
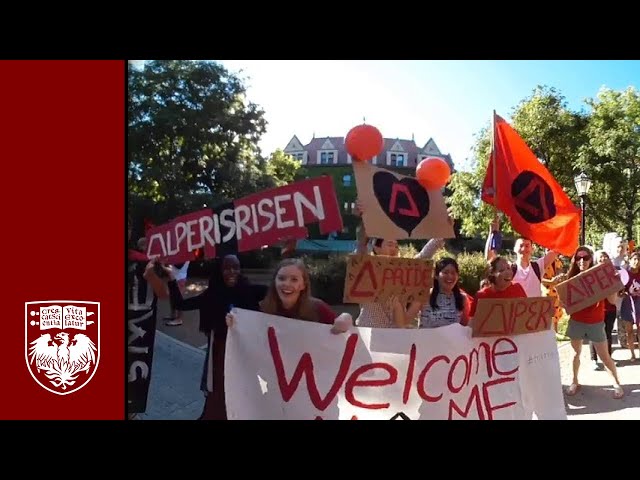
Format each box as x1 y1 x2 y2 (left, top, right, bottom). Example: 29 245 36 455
557 337 640 419
138 330 205 420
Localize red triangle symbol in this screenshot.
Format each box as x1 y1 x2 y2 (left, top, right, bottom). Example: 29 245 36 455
349 260 378 298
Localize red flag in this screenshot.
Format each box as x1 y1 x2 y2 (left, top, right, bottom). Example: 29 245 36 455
481 113 580 256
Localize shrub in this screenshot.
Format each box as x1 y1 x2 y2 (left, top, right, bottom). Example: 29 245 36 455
455 252 489 296
398 243 418 258
307 246 490 304
307 254 348 305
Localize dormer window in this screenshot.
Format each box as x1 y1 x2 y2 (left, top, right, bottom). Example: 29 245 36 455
390 153 405 167
321 152 334 164
317 149 338 165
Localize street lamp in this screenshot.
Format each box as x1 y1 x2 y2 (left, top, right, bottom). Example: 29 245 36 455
574 172 592 246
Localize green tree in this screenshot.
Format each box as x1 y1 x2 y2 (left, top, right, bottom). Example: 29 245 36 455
576 86 640 243
128 60 268 221
266 149 300 187
511 85 588 192
448 125 500 238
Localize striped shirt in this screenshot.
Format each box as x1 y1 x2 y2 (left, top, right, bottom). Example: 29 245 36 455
419 292 462 329
354 238 444 328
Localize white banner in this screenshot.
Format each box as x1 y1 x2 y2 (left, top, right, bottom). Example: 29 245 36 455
225 308 566 420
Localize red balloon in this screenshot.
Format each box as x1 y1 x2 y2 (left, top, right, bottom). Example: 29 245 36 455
345 124 384 162
416 157 451 190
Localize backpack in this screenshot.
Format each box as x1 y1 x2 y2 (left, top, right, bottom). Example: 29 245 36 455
511 261 541 282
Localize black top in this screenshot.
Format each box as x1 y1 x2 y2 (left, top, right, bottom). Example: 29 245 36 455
168 276 267 336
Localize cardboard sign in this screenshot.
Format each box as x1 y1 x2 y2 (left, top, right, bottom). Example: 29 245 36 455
352 161 454 240
471 297 555 337
146 175 343 263
343 254 433 304
555 260 623 315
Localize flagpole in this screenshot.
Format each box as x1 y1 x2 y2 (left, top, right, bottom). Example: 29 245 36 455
491 110 497 205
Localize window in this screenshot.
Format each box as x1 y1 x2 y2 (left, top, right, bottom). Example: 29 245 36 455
320 152 334 164
343 174 351 187
396 154 405 167
318 150 337 165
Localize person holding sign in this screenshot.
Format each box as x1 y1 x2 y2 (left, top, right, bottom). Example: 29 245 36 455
619 251 640 362
563 247 623 399
588 250 619 370
352 198 446 328
468 256 527 319
226 258 353 334
541 250 566 335
402 257 472 329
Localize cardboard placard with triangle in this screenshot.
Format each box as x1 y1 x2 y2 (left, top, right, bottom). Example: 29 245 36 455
343 254 434 304
353 161 454 240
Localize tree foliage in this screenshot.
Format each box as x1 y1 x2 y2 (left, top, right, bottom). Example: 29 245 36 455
449 84 640 249
576 87 640 243
128 60 298 226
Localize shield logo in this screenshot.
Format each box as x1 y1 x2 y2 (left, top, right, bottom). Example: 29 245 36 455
25 300 100 395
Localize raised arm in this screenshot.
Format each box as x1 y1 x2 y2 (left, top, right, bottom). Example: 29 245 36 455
353 198 370 255
354 220 369 255
416 238 445 259
484 217 500 262
541 249 559 270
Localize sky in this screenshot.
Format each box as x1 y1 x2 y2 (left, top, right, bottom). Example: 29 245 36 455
131 60 640 172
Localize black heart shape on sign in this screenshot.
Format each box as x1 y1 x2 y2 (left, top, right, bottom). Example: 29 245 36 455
373 172 430 235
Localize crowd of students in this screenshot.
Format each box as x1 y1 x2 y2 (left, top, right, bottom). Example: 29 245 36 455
128 200 638 419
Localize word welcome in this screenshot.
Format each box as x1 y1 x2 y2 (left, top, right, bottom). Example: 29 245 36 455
267 326 518 420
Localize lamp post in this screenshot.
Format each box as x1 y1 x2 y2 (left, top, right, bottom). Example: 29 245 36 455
574 172 592 246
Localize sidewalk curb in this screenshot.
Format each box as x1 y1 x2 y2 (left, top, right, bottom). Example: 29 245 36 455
155 329 206 357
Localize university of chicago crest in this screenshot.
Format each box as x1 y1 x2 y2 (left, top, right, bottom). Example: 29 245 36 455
25 301 100 395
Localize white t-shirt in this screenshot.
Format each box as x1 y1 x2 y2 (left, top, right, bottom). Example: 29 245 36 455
513 258 546 297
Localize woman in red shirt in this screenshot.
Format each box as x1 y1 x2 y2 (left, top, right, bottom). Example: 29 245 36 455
469 256 527 319
564 247 623 399
227 258 353 333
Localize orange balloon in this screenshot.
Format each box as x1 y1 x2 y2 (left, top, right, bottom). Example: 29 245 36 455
345 124 384 161
416 157 451 190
